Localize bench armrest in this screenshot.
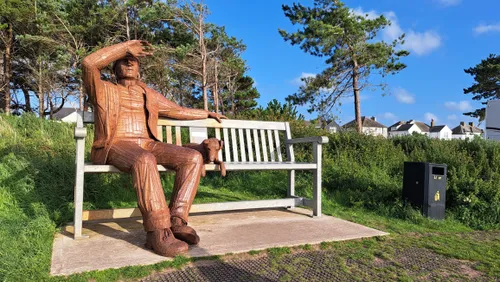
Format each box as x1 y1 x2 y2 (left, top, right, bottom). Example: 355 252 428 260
286 136 329 145
74 127 87 139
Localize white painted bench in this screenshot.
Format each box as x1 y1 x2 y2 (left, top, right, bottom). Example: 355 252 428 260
73 111 328 239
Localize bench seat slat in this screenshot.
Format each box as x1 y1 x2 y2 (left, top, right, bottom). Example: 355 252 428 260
83 162 317 172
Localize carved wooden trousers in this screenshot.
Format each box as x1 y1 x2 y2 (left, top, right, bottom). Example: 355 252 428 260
107 139 203 231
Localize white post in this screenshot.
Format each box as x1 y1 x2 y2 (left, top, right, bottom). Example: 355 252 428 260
285 123 295 197
74 112 88 239
312 142 322 217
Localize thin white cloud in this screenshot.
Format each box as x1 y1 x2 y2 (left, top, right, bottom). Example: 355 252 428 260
393 87 416 104
437 0 461 7
404 30 442 56
447 114 457 120
444 101 473 112
352 7 378 20
474 23 500 35
291 72 316 86
353 8 442 56
378 112 398 122
424 112 439 123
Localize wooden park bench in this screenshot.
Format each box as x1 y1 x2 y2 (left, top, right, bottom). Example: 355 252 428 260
73 112 328 239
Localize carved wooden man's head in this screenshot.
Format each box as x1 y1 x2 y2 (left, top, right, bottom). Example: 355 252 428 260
113 55 140 80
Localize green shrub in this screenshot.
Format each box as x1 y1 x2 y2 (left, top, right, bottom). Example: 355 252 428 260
322 131 500 229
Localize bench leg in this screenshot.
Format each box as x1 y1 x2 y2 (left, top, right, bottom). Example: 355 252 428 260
288 170 295 197
74 137 87 239
312 143 322 217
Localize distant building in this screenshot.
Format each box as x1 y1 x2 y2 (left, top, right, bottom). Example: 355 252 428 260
388 120 430 137
388 119 452 140
429 125 452 140
52 108 80 123
305 118 341 133
452 122 483 140
342 116 388 137
324 120 341 133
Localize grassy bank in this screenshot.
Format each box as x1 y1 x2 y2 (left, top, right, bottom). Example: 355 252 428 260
0 114 499 281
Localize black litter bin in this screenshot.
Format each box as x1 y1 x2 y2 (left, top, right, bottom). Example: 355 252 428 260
403 162 447 220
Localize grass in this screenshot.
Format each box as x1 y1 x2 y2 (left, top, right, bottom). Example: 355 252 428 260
0 114 499 281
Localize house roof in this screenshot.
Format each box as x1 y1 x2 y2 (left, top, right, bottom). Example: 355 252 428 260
342 116 387 129
52 108 78 120
429 125 448 133
325 120 340 129
414 122 430 132
452 124 483 134
388 121 405 130
394 124 414 132
389 120 430 132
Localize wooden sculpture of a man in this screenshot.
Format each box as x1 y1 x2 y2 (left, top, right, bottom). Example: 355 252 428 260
82 40 226 257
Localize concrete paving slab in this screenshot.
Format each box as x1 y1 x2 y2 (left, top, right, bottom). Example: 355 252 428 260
51 208 388 276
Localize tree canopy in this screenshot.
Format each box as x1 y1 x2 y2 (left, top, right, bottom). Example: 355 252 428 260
0 0 259 117
463 54 500 121
279 0 408 132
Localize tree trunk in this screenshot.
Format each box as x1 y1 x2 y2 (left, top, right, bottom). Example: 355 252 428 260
231 95 235 115
124 1 130 40
352 64 362 133
202 57 207 110
38 61 44 119
214 61 219 113
198 5 208 111
22 89 32 112
219 94 225 115
79 80 84 111
1 23 13 114
201 44 208 111
48 92 53 119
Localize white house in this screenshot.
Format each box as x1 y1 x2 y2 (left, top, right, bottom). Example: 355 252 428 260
388 120 430 137
343 116 388 137
324 120 341 133
452 122 483 140
305 119 341 133
52 108 80 123
429 125 452 140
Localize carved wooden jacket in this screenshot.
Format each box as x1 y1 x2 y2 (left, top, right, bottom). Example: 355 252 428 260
82 42 209 164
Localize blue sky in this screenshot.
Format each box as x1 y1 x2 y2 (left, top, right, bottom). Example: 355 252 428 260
204 0 499 128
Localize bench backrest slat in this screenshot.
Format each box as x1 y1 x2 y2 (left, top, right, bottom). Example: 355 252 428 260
166 126 173 144
215 128 223 161
230 128 238 162
260 129 268 162
267 129 275 162
79 112 291 163
253 129 261 162
223 128 231 163
246 129 254 162
157 126 164 142
274 130 283 162
238 129 246 162
157 119 286 130
175 126 182 145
